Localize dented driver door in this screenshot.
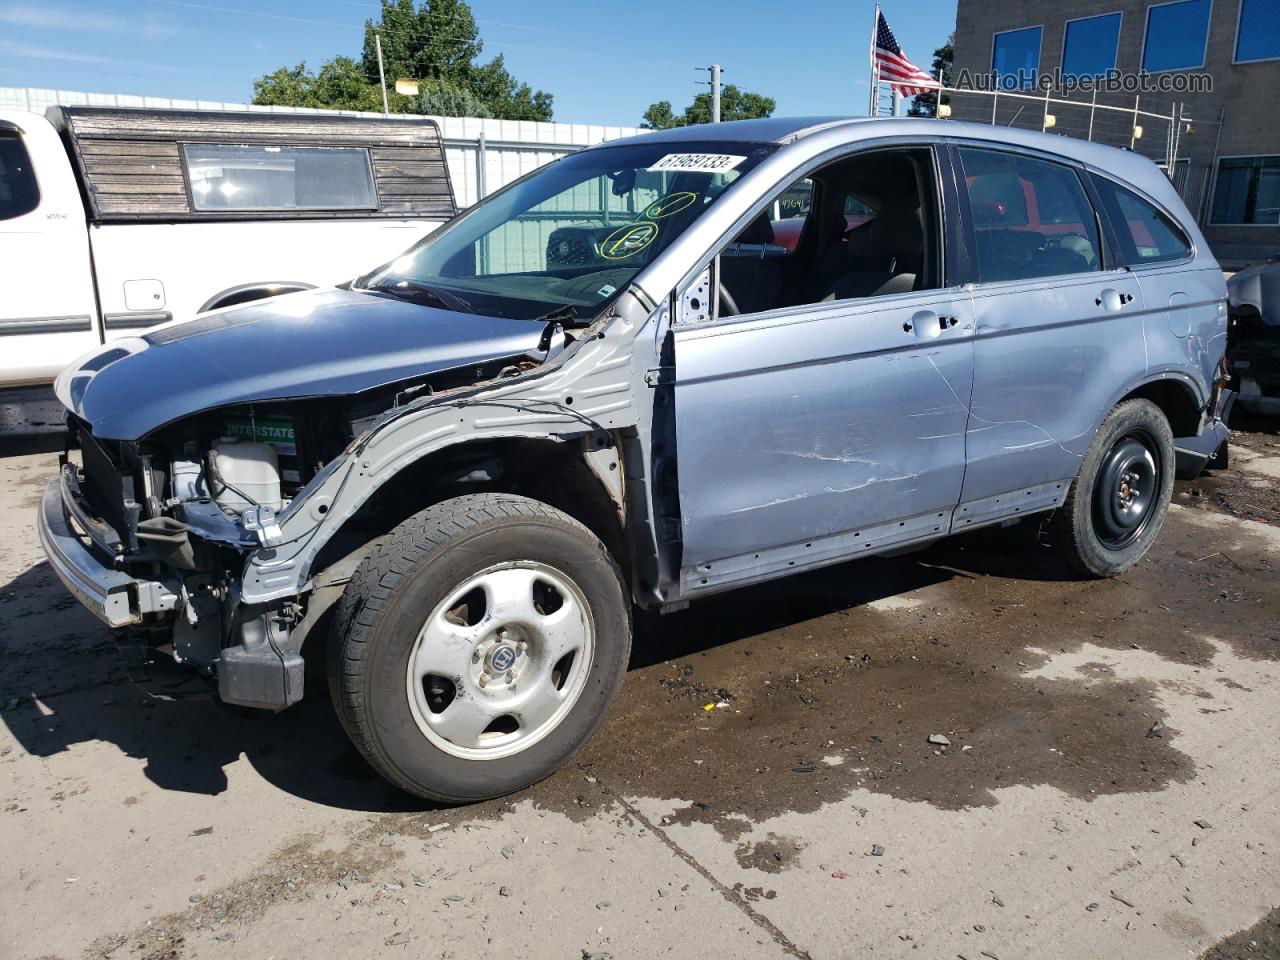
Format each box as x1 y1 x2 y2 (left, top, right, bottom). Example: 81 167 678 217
670 288 976 596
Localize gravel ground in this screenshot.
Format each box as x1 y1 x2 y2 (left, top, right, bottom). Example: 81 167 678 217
2 421 1280 960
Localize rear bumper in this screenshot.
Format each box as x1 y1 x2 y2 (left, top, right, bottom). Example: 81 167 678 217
37 477 177 628
1174 390 1234 478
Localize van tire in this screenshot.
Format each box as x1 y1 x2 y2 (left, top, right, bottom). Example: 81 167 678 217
328 493 630 803
1053 399 1175 578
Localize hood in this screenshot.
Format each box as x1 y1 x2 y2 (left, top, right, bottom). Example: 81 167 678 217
57 288 545 440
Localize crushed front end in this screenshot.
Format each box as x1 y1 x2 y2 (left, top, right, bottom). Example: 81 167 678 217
41 407 342 710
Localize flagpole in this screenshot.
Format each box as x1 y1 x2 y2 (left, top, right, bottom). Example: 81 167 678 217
868 2 880 116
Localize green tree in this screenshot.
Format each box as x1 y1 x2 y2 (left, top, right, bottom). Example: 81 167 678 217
640 100 678 130
470 55 555 121
253 0 553 120
412 79 492 118
907 35 953 118
360 0 481 86
253 57 406 112
641 84 775 129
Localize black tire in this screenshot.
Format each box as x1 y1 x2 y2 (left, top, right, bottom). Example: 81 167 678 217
328 493 630 803
1053 398 1175 578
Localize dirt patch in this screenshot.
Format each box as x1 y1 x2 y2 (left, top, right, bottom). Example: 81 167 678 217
1201 905 1280 959
86 830 403 959
1177 416 1280 525
572 510 1278 833
735 834 808 874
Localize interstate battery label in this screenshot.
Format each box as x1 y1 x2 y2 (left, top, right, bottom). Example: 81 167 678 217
223 417 297 456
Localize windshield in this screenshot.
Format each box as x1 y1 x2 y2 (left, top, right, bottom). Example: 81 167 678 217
361 140 777 321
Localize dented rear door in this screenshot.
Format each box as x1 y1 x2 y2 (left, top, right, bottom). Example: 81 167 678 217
952 145 1147 522
670 289 975 594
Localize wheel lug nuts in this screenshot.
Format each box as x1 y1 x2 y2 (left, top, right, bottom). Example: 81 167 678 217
505 671 514 683
478 673 489 688
472 650 481 663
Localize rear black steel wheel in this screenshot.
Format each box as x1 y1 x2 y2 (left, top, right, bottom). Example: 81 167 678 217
1054 399 1175 577
1091 429 1161 549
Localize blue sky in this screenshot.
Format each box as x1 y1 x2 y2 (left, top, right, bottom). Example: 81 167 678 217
0 0 958 126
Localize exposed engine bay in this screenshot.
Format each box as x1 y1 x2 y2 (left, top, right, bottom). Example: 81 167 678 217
59 346 550 703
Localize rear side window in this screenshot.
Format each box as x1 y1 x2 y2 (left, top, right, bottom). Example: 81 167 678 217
958 147 1101 282
1091 176 1192 264
0 132 40 220
182 143 377 211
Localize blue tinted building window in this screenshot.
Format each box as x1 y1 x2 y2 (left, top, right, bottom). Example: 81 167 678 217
1142 0 1212 72
1236 0 1280 62
1063 13 1123 78
992 26 1042 88
1212 157 1280 225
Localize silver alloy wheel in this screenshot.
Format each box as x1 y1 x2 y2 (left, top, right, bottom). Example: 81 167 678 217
405 561 596 760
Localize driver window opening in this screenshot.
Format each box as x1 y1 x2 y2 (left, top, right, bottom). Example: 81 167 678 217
712 147 940 320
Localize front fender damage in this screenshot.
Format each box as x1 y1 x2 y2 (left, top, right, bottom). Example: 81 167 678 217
208 292 653 708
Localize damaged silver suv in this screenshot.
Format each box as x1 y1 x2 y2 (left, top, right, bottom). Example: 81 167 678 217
40 117 1232 802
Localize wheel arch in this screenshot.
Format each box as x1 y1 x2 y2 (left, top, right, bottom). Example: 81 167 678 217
1114 374 1205 437
305 433 632 595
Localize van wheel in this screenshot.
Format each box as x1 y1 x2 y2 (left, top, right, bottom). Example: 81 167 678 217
1053 399 1175 578
328 494 630 803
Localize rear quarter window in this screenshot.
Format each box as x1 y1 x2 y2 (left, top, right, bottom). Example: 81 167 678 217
1091 176 1191 265
0 132 39 220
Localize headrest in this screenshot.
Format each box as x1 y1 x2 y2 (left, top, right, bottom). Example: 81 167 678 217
844 217 877 259
737 213 775 246
869 201 923 256
825 208 847 240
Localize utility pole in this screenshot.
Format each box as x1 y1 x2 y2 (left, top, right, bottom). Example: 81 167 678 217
375 32 390 116
697 65 722 122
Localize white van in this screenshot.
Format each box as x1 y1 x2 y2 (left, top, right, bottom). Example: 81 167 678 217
0 105 455 389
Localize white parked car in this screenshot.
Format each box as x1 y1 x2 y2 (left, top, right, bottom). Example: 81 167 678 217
0 105 455 389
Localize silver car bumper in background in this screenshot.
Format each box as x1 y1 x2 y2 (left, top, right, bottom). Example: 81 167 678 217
37 477 176 628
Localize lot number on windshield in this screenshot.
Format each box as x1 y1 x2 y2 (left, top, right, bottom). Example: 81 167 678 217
647 153 746 174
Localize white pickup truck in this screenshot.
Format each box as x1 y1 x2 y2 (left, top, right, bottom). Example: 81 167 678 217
0 105 455 393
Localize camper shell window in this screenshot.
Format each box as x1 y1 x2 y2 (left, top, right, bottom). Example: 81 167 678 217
183 143 378 212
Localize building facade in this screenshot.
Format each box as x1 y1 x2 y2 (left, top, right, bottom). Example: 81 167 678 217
951 0 1280 265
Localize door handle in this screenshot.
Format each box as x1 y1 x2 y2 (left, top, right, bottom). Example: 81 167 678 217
904 310 960 339
905 309 940 339
1095 288 1134 311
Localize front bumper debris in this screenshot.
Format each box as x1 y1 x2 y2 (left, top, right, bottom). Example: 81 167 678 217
37 478 177 628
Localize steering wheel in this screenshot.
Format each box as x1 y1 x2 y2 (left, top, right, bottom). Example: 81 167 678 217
718 281 741 318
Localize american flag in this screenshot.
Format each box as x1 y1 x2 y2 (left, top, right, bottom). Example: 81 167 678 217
873 12 941 97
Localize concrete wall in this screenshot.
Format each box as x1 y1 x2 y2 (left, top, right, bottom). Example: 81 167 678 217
951 0 1280 265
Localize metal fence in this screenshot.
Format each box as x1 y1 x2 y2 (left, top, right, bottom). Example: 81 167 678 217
878 82 1223 227
0 86 648 208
